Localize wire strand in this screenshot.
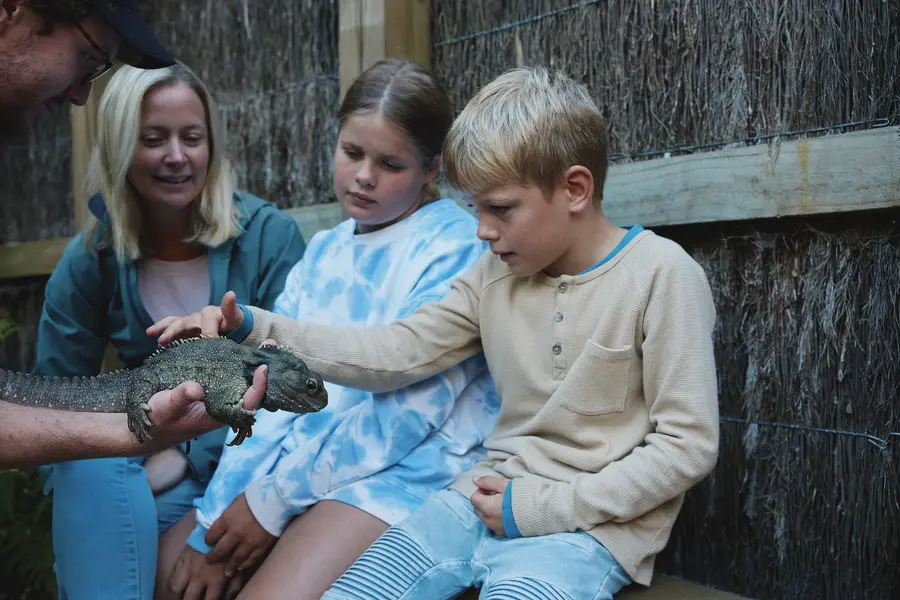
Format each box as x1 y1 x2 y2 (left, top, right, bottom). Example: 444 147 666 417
720 416 898 451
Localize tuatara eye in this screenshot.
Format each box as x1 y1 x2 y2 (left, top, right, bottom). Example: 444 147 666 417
306 379 319 393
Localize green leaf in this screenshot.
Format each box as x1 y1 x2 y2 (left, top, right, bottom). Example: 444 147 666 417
0 316 19 343
0 469 56 598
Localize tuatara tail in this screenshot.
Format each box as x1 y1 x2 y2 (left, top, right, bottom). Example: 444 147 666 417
0 369 130 413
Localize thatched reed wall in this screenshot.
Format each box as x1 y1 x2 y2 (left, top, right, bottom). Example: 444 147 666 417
0 278 46 373
432 0 899 159
0 84 73 384
0 106 73 244
660 212 899 600
145 0 339 209
432 2 898 599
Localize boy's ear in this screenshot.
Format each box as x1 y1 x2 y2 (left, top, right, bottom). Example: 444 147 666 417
562 165 594 213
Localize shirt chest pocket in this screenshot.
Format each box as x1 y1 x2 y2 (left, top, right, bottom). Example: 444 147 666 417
555 340 633 416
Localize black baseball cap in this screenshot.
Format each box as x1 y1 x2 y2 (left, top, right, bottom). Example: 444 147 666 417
89 0 174 69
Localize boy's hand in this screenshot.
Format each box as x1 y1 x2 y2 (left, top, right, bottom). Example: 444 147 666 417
148 291 245 346
205 493 276 577
470 476 510 537
168 545 245 600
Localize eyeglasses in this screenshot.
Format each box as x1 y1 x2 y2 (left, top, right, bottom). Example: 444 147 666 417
75 22 114 86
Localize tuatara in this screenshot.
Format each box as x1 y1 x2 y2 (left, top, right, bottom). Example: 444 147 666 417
0 336 328 446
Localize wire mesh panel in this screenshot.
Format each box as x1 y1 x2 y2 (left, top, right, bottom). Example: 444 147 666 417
432 0 899 161
145 0 340 208
661 214 900 599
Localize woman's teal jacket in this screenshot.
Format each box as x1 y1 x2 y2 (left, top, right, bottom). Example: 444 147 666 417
33 190 306 480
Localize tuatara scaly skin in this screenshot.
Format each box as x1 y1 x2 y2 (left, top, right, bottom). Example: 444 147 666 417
0 336 328 446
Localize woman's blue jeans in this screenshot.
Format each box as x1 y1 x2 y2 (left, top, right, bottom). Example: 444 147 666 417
44 456 206 600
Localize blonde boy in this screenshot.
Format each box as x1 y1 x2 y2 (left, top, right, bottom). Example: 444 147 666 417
152 67 720 599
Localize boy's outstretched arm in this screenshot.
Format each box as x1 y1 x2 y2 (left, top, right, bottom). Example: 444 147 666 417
151 260 487 394
506 256 720 538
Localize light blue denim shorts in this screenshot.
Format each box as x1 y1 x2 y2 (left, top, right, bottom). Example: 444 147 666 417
324 488 632 600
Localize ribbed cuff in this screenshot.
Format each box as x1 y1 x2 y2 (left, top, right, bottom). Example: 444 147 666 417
226 304 254 343
509 476 554 537
242 306 275 349
501 484 523 538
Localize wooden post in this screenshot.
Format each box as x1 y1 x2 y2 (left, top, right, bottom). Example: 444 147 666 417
338 0 430 100
384 0 430 67
338 0 364 100
69 68 122 372
70 68 115 229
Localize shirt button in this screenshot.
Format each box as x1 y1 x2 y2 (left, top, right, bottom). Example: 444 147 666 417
552 343 562 355
557 282 568 293
554 312 563 322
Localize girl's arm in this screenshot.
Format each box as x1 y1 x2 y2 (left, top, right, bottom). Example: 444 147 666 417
243 300 485 536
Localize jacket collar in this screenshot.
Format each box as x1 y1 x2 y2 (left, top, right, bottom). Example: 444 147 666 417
88 192 111 225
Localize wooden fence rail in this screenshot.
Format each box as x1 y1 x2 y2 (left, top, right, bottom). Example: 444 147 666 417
2 125 898 280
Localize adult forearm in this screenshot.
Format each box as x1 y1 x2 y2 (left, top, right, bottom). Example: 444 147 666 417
0 401 155 468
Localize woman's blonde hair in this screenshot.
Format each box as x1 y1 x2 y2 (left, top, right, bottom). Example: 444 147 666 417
83 62 240 261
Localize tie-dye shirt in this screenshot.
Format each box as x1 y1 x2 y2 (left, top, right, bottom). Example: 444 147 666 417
187 198 500 551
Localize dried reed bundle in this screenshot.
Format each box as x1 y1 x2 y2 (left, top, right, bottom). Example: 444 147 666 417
659 215 900 600
433 0 899 158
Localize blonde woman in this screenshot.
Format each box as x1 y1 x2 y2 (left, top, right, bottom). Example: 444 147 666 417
34 62 306 600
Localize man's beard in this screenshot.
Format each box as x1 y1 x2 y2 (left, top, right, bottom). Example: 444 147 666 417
0 40 57 138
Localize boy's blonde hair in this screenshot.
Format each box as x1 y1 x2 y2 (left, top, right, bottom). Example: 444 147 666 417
444 67 609 203
83 62 240 261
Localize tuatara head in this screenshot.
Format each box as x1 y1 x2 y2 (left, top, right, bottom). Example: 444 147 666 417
250 343 328 414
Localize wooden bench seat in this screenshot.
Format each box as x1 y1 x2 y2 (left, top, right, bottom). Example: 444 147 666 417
458 575 750 599
618 576 750 599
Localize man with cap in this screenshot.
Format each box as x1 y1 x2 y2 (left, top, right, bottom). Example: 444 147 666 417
0 0 266 467
0 0 174 133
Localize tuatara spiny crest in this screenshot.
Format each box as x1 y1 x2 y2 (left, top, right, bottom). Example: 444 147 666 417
0 336 328 446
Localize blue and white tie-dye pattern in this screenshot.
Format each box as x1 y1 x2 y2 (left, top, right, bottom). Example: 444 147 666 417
187 199 500 551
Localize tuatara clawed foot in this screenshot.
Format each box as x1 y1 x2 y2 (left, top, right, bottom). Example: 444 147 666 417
127 401 154 443
210 397 257 447
227 420 255 446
